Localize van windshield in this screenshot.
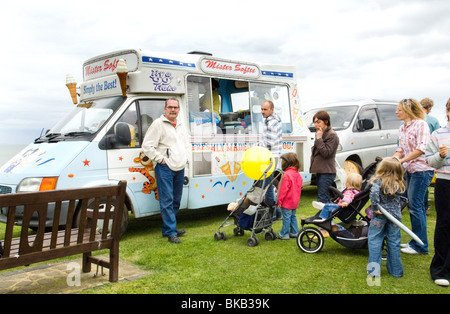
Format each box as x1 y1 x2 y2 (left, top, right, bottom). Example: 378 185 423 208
304 106 358 132
35 96 125 143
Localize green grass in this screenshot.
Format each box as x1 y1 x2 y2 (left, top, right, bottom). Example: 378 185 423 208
84 186 446 294
1 186 447 294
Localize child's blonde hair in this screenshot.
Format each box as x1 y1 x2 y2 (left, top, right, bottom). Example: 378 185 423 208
370 157 406 195
346 173 362 190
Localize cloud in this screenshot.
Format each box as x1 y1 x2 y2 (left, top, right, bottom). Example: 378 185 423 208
1 0 449 144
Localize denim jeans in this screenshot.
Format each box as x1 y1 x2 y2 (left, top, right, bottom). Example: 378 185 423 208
368 214 403 278
404 170 434 254
155 163 185 237
318 203 339 219
279 208 299 237
316 173 336 203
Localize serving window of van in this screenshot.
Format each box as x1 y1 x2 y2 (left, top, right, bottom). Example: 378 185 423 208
187 75 292 136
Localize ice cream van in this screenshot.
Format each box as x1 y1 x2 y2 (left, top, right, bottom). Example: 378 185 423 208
0 49 311 233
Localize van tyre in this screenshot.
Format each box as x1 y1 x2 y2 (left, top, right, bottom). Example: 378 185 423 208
74 196 129 239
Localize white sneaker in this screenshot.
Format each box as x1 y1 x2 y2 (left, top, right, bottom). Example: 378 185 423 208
312 201 325 210
434 279 450 287
401 246 420 254
400 243 410 248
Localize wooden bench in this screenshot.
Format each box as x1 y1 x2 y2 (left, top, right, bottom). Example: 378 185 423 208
0 180 127 283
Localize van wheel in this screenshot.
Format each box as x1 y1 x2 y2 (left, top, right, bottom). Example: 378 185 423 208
343 160 363 175
74 197 129 239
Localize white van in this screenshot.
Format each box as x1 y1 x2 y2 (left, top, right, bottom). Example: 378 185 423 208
304 99 401 174
0 49 311 232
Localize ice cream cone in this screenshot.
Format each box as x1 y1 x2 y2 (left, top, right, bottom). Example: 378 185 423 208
232 162 241 181
116 59 128 97
65 74 78 104
220 162 234 182
117 72 127 97
66 83 77 104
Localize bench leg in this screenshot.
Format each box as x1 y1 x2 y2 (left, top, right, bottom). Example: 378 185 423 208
109 242 119 282
82 252 92 273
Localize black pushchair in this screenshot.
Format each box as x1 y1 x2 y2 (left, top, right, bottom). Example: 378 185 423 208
297 157 390 253
214 164 283 247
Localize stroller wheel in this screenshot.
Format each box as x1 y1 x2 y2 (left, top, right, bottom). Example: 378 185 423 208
233 227 245 236
247 236 260 247
214 231 226 241
297 227 324 253
265 231 277 241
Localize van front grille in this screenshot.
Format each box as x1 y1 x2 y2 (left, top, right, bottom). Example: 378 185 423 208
0 185 12 194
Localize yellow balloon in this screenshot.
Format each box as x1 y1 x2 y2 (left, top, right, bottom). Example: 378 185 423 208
240 146 275 180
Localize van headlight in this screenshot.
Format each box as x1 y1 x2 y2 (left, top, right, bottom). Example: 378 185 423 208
17 177 58 192
336 144 343 152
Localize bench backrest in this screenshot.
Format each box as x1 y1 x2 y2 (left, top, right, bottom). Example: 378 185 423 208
0 181 126 264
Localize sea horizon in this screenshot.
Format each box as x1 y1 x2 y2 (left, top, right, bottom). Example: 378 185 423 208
0 143 27 167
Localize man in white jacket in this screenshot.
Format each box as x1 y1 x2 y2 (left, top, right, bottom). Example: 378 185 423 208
142 98 189 243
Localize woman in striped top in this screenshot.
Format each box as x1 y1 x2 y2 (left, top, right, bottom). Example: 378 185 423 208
425 99 450 287
393 99 434 255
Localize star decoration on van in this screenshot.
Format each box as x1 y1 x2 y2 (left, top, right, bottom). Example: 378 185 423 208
83 159 90 166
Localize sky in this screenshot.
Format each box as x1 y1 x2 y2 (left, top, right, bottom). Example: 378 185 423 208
1 0 450 145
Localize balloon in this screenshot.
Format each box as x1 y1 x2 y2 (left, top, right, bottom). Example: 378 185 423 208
240 146 275 180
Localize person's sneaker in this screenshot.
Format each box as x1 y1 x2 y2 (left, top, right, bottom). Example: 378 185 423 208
168 235 182 243
434 279 450 287
312 201 325 210
279 234 290 240
400 243 410 248
163 230 186 238
401 246 420 254
176 229 186 237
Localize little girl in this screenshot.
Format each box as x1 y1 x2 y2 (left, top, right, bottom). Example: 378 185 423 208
313 172 362 222
277 153 303 240
367 157 406 278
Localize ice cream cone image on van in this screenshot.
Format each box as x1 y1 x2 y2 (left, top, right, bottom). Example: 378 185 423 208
232 162 241 181
66 74 77 104
215 155 234 182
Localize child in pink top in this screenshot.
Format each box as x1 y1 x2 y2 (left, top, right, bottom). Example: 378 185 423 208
277 153 303 240
313 173 362 222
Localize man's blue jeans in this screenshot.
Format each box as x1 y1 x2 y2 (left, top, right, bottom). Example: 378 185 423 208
155 163 185 237
404 170 434 254
316 173 336 203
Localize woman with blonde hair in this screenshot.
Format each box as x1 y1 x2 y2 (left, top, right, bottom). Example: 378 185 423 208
393 98 434 255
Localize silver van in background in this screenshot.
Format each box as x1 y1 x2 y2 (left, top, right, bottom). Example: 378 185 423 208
304 99 401 175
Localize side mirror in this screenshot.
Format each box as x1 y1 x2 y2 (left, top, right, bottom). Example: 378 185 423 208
357 118 374 131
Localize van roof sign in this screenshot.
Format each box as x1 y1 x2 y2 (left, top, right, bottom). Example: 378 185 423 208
200 58 260 78
83 51 139 81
